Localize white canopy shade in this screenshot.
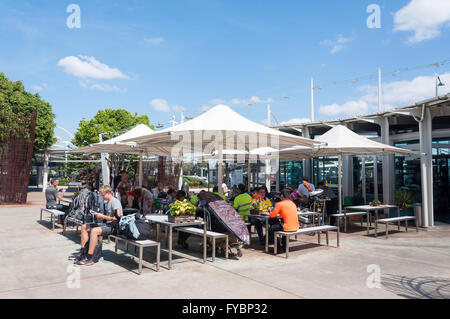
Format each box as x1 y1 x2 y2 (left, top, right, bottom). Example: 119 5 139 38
276 125 421 213
127 105 319 194
69 124 171 156
128 105 319 153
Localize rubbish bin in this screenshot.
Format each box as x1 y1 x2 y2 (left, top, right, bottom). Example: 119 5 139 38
413 203 422 227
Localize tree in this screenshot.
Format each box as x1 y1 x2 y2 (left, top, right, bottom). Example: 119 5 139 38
72 108 154 179
0 73 56 155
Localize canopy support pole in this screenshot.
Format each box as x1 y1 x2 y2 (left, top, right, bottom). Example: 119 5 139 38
42 151 49 193
338 155 342 214
218 142 223 195
248 160 251 192
138 153 143 188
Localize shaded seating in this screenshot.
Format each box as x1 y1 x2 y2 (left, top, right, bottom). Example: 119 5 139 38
274 225 339 258
109 234 160 274
375 216 418 239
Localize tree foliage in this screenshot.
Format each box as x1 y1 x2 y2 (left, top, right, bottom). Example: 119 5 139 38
0 73 56 154
73 108 152 146
72 108 154 180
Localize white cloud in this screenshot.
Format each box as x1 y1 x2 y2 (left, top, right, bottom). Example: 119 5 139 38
231 96 273 106
57 55 129 79
320 100 369 117
319 72 450 116
393 0 450 43
151 99 171 112
150 99 185 113
320 34 354 54
31 83 47 92
79 80 126 92
280 118 312 125
144 37 165 46
200 105 211 112
209 98 226 105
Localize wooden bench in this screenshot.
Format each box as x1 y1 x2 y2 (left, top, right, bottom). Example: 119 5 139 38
177 227 229 261
329 211 369 233
375 216 418 239
109 234 160 274
40 208 65 231
274 225 339 258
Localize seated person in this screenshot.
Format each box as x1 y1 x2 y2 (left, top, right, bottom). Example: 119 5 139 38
233 183 252 218
75 185 122 266
248 186 272 244
297 177 315 207
45 178 68 223
116 171 132 192
268 189 300 253
213 185 228 201
317 181 338 224
134 188 154 215
167 189 176 202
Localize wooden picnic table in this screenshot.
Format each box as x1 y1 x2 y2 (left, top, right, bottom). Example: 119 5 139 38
145 214 206 270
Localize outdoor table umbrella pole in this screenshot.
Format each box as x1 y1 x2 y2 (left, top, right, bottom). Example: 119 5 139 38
138 152 143 187
218 142 223 195
338 154 342 214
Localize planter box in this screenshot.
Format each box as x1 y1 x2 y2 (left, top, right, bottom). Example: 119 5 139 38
168 215 196 223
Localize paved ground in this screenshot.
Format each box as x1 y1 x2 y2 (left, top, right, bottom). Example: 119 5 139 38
1 192 450 299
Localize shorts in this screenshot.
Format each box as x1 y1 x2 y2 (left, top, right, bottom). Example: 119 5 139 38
89 223 116 236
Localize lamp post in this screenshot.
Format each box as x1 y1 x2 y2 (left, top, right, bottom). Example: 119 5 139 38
436 74 445 97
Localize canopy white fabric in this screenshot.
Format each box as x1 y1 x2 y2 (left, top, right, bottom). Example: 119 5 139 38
128 105 320 194
275 125 421 213
68 124 172 187
69 124 170 156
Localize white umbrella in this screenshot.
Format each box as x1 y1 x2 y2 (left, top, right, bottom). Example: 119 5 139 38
276 125 421 213
69 124 171 187
128 105 320 194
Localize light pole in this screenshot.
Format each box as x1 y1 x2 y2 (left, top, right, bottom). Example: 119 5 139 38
436 74 445 97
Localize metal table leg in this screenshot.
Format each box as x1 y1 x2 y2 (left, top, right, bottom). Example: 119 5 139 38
265 218 269 253
203 222 207 263
168 226 173 270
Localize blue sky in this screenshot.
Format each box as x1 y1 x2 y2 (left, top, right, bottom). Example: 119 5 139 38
1 0 449 146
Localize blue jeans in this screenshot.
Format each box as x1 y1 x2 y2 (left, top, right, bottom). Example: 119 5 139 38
249 216 265 243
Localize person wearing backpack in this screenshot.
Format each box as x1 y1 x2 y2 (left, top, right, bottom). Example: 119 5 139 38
75 185 122 266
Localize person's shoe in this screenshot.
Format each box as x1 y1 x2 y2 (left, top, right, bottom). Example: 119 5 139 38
75 257 95 266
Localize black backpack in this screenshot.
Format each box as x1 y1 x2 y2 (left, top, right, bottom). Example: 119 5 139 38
119 213 152 241
68 189 101 223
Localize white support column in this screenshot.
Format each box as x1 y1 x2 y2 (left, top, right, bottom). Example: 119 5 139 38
373 155 378 200
381 117 392 204
419 109 434 227
218 143 223 195
138 154 144 188
302 126 311 179
362 156 366 204
42 151 49 192
342 124 354 198
247 160 251 192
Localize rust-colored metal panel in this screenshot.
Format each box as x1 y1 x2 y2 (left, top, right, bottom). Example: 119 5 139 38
0 108 36 204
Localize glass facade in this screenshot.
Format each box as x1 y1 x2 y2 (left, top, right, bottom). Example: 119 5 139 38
312 157 339 187
279 160 302 190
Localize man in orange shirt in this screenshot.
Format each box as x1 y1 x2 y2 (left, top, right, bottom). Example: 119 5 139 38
269 189 300 252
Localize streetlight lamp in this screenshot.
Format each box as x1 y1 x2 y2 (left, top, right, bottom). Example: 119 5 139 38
436 74 445 97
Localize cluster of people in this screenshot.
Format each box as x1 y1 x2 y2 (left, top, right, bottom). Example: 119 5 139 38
46 171 338 264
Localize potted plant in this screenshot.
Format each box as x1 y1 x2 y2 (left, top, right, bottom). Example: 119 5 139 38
394 189 414 216
168 199 197 223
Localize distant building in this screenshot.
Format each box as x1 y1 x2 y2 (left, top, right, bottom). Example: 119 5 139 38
272 94 450 226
